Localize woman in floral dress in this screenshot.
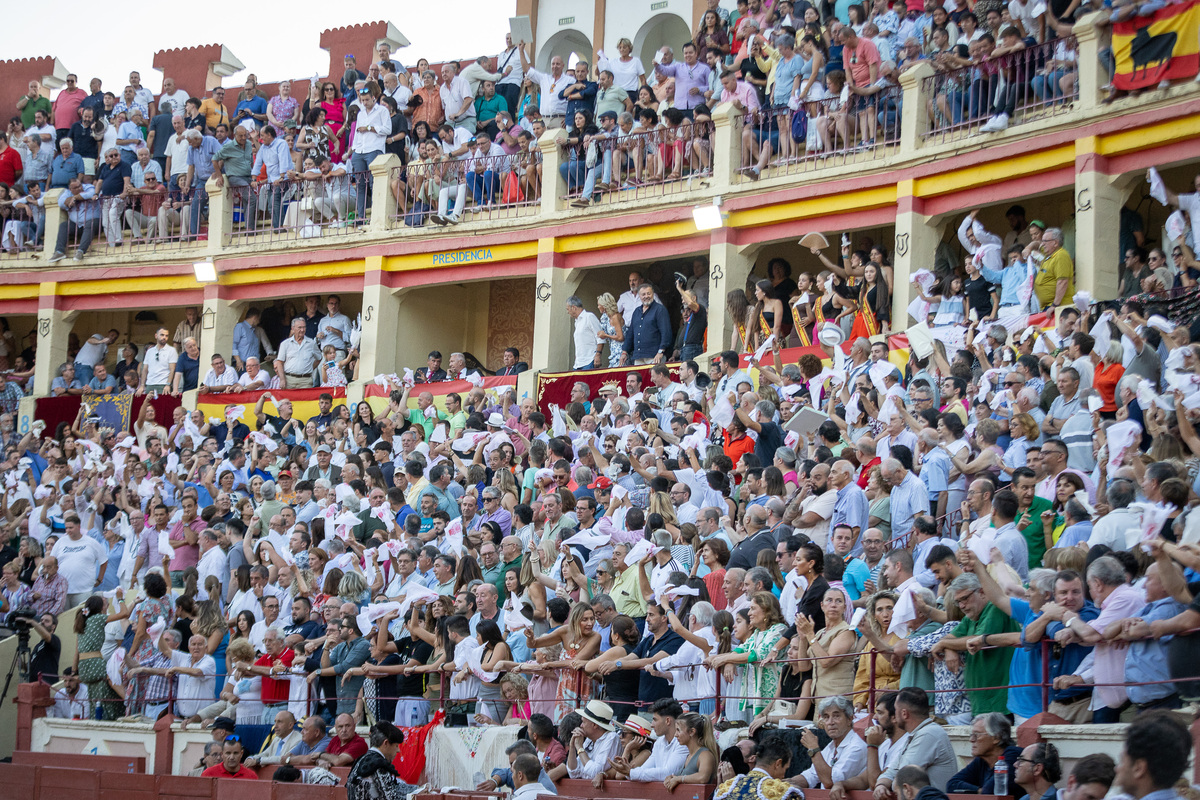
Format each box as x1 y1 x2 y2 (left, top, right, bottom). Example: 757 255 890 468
705 592 786 717
523 602 601 720
122 572 175 715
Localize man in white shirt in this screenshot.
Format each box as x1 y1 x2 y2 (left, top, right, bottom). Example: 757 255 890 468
440 62 477 133
158 78 190 121
494 34 525 117
140 327 178 393
348 88 390 222
627 699 688 781
163 115 191 180
315 294 352 359
796 696 868 789
518 44 572 127
566 700 622 779
52 512 107 607
199 353 239 394
166 633 217 719
196 530 228 601
567 295 604 370
249 593 286 653
49 668 90 718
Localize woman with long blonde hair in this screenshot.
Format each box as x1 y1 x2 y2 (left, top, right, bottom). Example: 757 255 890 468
596 292 625 368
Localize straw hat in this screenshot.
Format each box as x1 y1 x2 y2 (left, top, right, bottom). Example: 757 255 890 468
579 699 615 731
818 322 844 347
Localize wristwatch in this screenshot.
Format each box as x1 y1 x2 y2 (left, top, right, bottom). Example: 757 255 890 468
615 660 623 669
808 747 821 758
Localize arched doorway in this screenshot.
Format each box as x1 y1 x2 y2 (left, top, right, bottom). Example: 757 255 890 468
633 13 692 74
539 28 594 72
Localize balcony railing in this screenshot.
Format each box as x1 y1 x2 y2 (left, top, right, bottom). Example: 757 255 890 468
559 121 715 206
736 84 903 179
226 170 371 243
391 152 540 228
5 24 1193 268
922 37 1079 143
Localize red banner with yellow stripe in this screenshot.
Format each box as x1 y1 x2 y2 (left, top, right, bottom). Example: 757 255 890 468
1113 0 1200 90
362 376 518 416
196 387 347 431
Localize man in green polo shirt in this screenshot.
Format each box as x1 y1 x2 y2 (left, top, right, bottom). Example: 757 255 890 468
609 542 648 623
931 572 1018 717
399 385 445 440
1011 466 1052 569
493 536 524 603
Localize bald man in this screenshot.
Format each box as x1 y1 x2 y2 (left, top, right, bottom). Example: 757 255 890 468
728 505 775 570
247 710 302 765
788 462 835 549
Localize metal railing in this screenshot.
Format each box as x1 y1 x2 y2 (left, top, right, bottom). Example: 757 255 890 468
922 37 1078 143
227 170 371 243
392 152 541 228
736 88 902 179
560 121 714 205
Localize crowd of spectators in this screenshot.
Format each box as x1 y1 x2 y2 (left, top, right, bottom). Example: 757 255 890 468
2 0 1187 254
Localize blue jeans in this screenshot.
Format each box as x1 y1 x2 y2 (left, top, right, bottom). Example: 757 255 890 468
1033 70 1071 101
466 170 501 206
681 343 704 361
351 150 381 221
119 149 136 166
55 218 99 254
404 201 431 227
189 181 208 239
74 363 94 384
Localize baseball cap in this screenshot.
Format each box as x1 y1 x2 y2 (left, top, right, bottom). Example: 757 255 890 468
212 717 236 732
316 444 332 454
588 476 613 490
598 110 618 121
278 470 293 478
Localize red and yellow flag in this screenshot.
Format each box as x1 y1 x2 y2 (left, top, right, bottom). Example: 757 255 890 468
362 377 518 417
196 387 347 431
1113 0 1200 91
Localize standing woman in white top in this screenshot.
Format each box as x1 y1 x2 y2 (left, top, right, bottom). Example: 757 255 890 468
598 39 648 94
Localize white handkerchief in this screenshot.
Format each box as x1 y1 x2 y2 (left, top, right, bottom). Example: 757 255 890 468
157 529 172 557
430 426 447 444
505 607 534 631
563 530 612 549
1087 395 1103 413
611 483 628 501
624 538 657 563
1147 315 1176 334
1166 210 1188 243
1106 419 1143 473
752 334 775 364
1148 166 1168 206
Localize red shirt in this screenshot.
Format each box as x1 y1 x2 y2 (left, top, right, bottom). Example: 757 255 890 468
202 763 258 779
857 457 881 488
54 87 87 130
325 733 368 762
723 432 755 483
253 648 295 705
0 146 22 186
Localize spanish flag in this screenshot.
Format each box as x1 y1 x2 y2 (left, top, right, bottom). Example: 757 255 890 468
362 376 518 417
196 387 347 431
1113 0 1200 91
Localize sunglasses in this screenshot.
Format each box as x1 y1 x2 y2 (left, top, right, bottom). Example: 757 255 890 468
224 734 241 742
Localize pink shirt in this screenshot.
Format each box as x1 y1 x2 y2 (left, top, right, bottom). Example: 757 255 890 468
54 88 88 130
843 37 882 88
720 81 761 113
1088 582 1145 708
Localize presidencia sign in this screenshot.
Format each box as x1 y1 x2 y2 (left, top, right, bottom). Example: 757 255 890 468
432 248 494 266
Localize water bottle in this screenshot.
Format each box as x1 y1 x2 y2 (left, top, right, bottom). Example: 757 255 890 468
994 759 1009 796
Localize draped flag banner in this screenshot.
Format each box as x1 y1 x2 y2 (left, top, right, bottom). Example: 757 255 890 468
195 387 346 431
34 393 180 438
362 376 517 416
536 363 681 410
1113 0 1200 90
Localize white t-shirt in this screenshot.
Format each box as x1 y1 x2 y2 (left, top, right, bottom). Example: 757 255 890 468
164 133 191 176
143 344 178 385
159 90 191 116
794 490 837 549
29 124 57 153
51 534 107 593
171 650 216 717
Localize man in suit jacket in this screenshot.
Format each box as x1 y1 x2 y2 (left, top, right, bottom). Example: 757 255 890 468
496 347 528 376
302 444 342 484
246 710 304 767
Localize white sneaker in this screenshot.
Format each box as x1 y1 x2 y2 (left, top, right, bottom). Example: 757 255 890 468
980 113 1009 132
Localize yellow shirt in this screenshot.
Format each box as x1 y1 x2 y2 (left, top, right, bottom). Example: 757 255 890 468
611 563 647 618
1035 248 1074 307
199 98 230 130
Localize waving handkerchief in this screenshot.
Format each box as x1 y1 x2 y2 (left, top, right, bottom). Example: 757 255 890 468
249 431 276 450
888 577 919 637
1147 315 1176 334
710 394 735 430
146 617 168 647
563 530 612 549
624 538 659 564
1106 419 1143 473
371 504 396 531
660 585 701 601
349 314 362 351
445 517 464 557
751 334 775 365
452 431 489 454
430 426 448 444
330 553 356 572
402 368 415 387
374 374 391 388
967 528 998 564
225 404 246 421
465 371 484 388
1147 166 1168 206
1087 395 1103 413
1167 210 1188 243
332 510 361 529
505 607 534 631
396 585 440 618
1136 379 1159 412
550 404 567 438
116 436 136 450
868 360 895 395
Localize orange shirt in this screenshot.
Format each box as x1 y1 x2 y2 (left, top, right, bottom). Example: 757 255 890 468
723 432 755 482
1094 360 1124 412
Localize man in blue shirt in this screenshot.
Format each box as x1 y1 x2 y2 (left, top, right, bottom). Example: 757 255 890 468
84 363 117 396
184 129 220 237
621 283 672 365
232 307 264 372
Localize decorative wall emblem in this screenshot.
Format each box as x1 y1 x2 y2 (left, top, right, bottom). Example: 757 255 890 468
38 317 50 338
536 281 552 302
895 233 910 258
1076 187 1092 213
710 264 724 282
